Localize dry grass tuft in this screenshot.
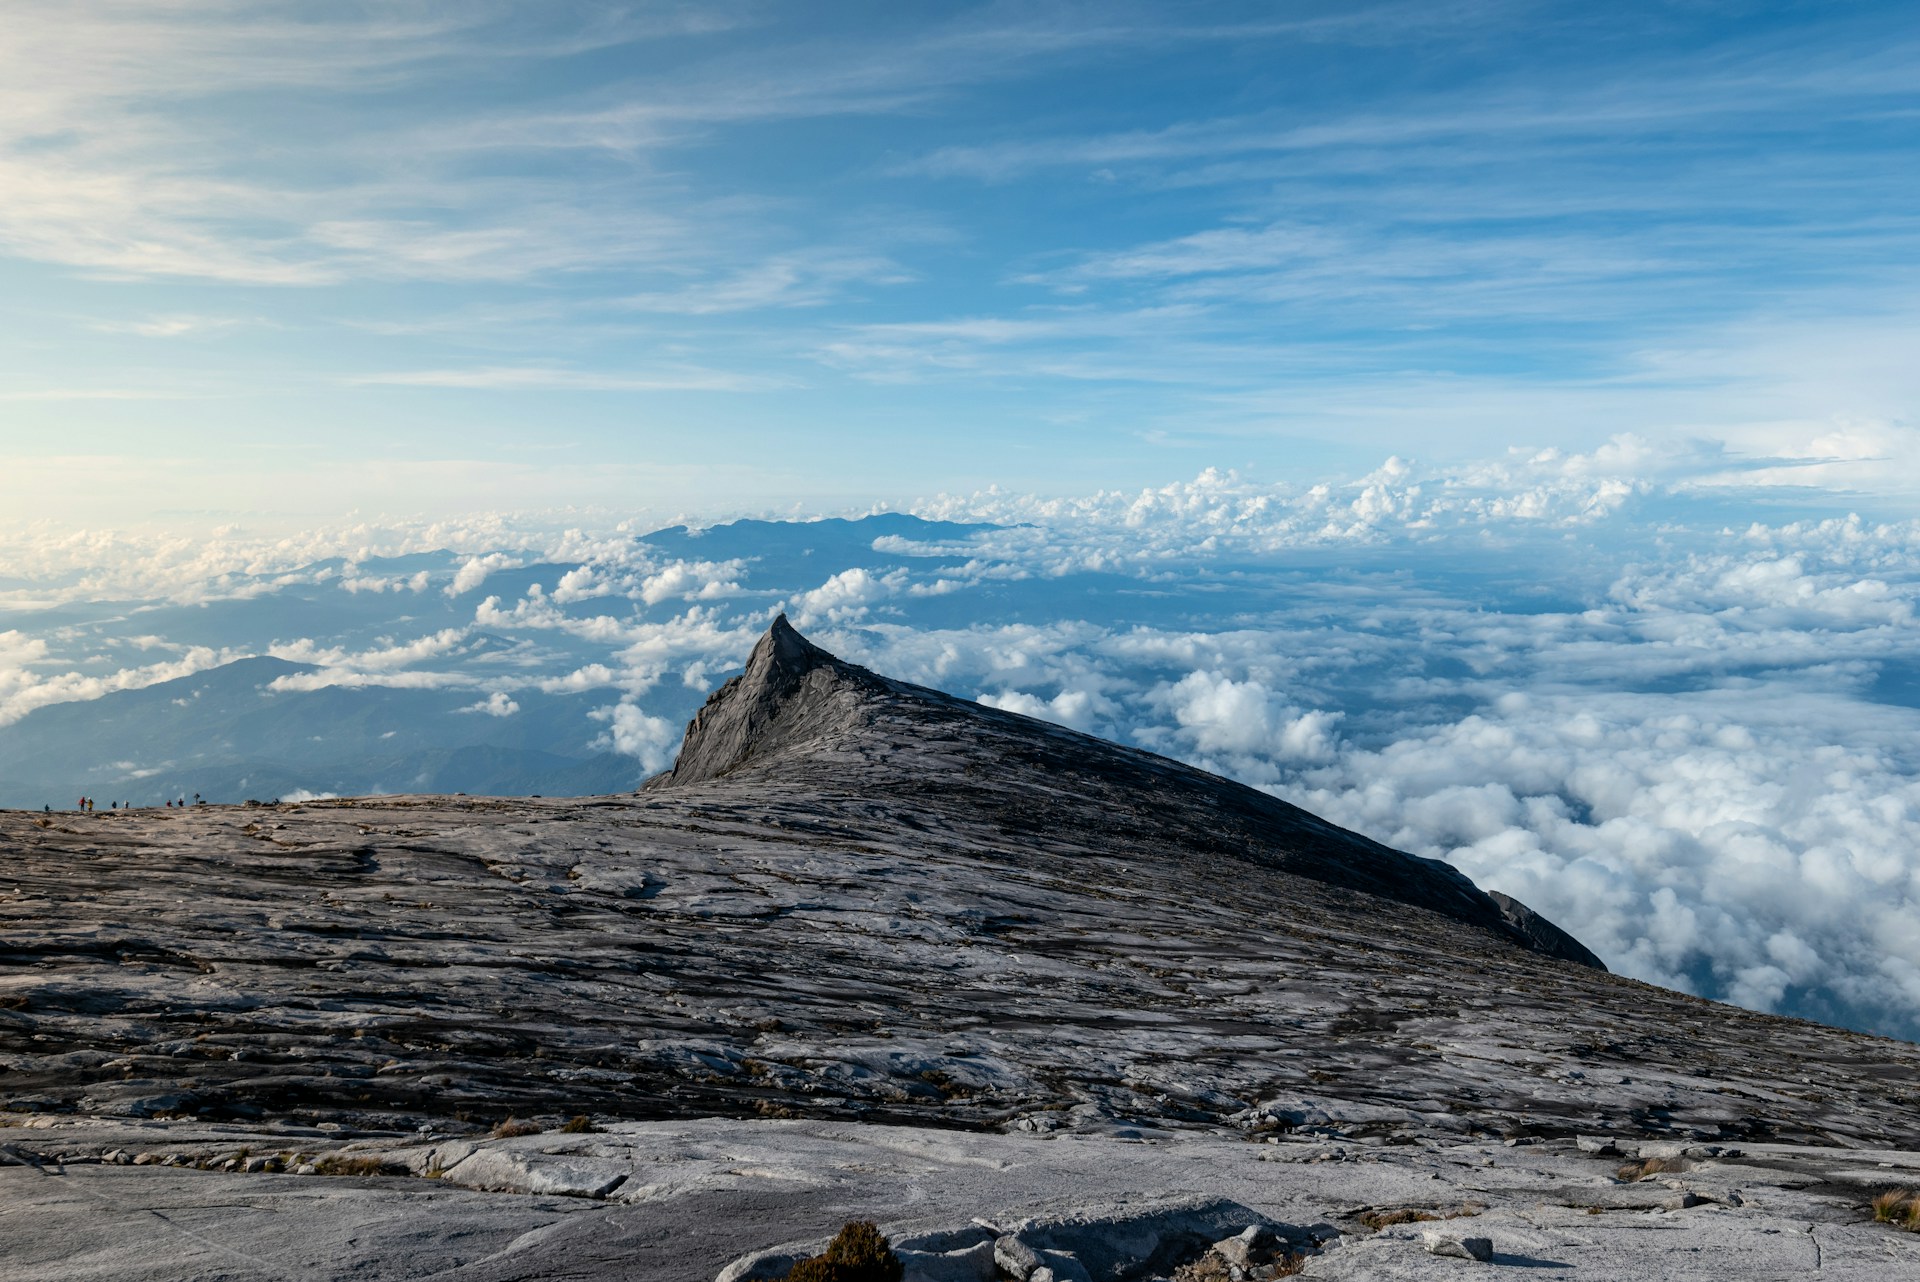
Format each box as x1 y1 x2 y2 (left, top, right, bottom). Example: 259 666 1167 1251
314 1154 397 1177
1356 1204 1480 1232
1873 1188 1920 1231
1617 1155 1691 1182
1172 1248 1307 1280
1357 1208 1439 1230
490 1116 544 1139
559 1114 597 1134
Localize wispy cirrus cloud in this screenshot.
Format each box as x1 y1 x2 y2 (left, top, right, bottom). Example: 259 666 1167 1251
351 365 779 392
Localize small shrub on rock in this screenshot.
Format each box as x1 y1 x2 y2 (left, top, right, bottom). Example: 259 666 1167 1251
559 1114 597 1134
782 1221 902 1282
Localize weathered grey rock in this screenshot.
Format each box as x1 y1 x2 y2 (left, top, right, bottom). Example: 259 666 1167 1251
1035 1251 1092 1282
898 1238 996 1282
1213 1233 1257 1268
1490 891 1607 970
1576 1136 1618 1155
439 1147 628 1199
994 1234 1043 1279
1662 1191 1702 1210
9 1116 1920 1282
715 1248 813 1282
1422 1230 1494 1261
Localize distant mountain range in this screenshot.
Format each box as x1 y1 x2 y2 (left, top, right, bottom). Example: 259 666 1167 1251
0 655 642 808
0 514 1006 810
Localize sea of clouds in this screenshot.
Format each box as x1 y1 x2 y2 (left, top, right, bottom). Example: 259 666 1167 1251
3 440 1919 1041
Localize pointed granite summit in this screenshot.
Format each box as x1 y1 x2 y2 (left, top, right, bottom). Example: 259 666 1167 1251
655 614 1604 969
659 613 867 786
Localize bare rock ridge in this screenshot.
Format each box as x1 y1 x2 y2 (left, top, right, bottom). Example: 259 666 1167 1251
1492 890 1606 971
660 613 874 786
659 614 1600 969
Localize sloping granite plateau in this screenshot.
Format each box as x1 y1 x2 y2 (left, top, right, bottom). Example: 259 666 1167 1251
5 619 1920 1280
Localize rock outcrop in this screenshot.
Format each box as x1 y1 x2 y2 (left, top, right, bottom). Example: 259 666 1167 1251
658 615 1590 966
1491 890 1607 970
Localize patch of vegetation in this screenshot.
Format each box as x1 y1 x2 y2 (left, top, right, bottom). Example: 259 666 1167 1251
1873 1189 1920 1231
782 1221 903 1282
1241 1115 1297 1141
314 1154 400 1177
491 1116 544 1138
1171 1249 1306 1280
559 1114 597 1134
916 1069 974 1100
1355 1205 1480 1231
1617 1155 1691 1182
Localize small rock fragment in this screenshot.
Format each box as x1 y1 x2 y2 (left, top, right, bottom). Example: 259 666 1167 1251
1214 1236 1255 1269
1036 1251 1091 1282
1577 1135 1618 1155
1422 1230 1493 1262
994 1235 1042 1281
897 1240 995 1282
1662 1192 1701 1211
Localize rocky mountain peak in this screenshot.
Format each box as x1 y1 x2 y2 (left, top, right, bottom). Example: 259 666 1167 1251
651 617 1601 970
658 613 866 786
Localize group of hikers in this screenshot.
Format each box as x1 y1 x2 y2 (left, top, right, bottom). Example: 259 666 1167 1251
62 793 202 813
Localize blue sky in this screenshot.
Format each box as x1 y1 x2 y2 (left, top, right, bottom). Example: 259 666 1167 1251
4 1 1919 525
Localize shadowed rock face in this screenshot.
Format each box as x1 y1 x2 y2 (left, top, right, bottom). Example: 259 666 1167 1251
660 615 1591 967
1492 891 1607 971
5 617 1920 1155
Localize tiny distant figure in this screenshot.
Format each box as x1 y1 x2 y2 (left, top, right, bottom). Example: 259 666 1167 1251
42 804 49 814
194 793 202 804
165 800 172 809
110 801 117 810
